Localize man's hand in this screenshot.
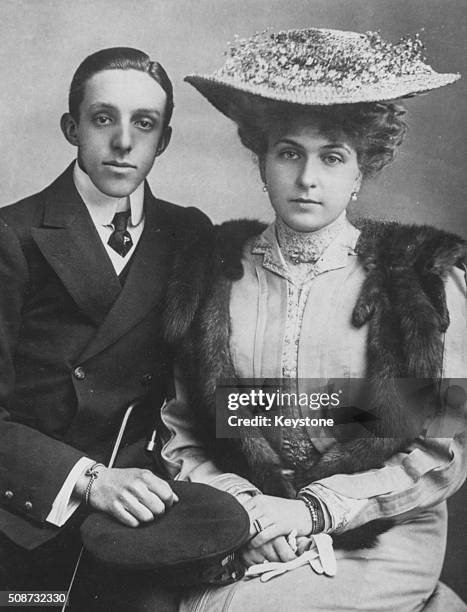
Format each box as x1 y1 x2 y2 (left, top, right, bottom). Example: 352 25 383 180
245 495 312 549
74 467 178 527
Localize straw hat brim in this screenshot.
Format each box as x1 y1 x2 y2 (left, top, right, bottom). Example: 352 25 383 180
185 72 460 119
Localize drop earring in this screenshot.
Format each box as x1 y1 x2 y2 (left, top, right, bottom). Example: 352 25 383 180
351 191 358 202
262 183 268 192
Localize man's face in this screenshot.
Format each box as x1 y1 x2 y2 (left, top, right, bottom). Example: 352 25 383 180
71 69 169 197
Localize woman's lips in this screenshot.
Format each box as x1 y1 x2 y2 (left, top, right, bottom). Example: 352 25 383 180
290 197 321 204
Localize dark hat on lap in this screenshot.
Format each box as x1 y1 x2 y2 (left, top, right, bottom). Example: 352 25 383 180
81 481 250 585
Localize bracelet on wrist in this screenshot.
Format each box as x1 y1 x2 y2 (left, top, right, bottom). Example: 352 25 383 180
298 493 325 535
84 462 105 505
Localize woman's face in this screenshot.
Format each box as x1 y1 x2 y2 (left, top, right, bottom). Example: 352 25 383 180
263 115 361 232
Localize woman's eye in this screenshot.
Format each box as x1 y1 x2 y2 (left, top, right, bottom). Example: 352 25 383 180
323 154 343 166
280 150 300 160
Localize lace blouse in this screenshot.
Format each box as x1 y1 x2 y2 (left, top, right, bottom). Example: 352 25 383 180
274 214 346 472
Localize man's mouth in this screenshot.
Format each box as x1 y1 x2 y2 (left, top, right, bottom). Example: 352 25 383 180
103 161 137 169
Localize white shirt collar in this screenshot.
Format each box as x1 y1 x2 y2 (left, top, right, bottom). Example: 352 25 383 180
73 161 145 227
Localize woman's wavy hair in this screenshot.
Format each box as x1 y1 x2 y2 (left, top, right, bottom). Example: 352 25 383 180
227 96 407 179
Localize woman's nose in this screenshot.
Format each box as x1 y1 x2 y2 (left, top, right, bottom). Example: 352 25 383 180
297 159 319 188
111 123 133 153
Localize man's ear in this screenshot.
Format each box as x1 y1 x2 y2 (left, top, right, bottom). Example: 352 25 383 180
60 113 79 146
155 126 172 157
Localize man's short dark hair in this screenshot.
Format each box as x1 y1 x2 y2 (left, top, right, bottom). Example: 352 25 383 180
69 47 174 128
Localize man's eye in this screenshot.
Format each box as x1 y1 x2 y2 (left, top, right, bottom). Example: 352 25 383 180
280 150 300 160
94 115 111 126
135 119 154 130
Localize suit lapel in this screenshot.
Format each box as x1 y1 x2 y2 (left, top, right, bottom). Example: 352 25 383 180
31 166 121 325
78 186 173 362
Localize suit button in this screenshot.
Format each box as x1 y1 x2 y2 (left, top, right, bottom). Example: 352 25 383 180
141 373 153 386
25 501 33 511
5 490 13 500
73 366 86 380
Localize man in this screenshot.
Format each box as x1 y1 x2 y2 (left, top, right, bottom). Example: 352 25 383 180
0 47 244 604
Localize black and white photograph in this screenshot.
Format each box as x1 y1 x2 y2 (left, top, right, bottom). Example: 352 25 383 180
0 1 466 610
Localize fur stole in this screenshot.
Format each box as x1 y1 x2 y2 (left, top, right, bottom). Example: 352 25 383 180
163 219 466 543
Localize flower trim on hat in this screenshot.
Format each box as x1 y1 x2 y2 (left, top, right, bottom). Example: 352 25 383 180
221 29 431 90
186 27 460 107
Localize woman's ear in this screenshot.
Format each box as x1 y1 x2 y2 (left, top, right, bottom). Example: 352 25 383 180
60 113 79 147
353 171 363 193
259 156 266 185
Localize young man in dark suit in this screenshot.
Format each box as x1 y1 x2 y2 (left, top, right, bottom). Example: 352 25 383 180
0 48 246 605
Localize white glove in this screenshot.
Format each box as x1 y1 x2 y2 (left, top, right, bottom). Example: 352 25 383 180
245 533 337 582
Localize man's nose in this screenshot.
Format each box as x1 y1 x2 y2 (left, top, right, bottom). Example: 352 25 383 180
297 158 319 188
111 123 133 153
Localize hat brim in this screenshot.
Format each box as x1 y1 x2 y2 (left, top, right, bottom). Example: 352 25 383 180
80 481 250 574
185 71 460 119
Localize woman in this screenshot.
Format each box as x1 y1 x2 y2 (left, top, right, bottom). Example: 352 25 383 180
161 28 467 611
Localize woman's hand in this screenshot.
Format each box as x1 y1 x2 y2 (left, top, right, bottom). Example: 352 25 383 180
240 535 296 567
245 495 312 548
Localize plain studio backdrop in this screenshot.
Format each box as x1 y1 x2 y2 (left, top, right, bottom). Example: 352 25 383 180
0 0 466 601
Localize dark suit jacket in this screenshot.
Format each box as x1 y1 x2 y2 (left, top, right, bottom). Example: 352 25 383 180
0 164 210 550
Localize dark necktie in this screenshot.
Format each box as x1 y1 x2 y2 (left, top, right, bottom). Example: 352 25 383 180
108 211 133 257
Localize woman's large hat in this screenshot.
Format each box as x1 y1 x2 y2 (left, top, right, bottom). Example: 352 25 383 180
185 28 460 116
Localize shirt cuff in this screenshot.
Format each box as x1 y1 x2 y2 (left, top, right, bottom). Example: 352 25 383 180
46 457 94 527
206 472 262 499
299 483 368 533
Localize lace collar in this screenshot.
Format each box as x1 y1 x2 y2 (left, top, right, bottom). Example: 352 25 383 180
251 215 359 283
275 212 347 264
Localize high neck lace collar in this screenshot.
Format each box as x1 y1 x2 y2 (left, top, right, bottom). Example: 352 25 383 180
275 212 347 265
